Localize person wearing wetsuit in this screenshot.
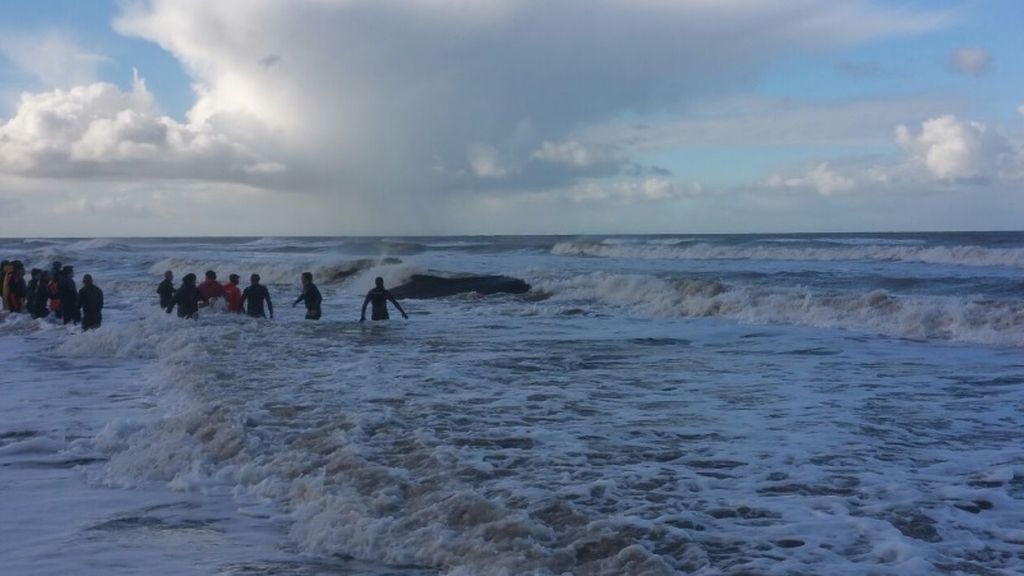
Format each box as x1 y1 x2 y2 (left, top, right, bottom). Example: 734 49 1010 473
26 269 39 314
167 273 202 319
59 266 80 325
157 271 175 308
78 274 104 331
241 274 273 318
223 274 243 313
360 276 407 321
292 272 322 320
198 270 225 305
31 271 51 319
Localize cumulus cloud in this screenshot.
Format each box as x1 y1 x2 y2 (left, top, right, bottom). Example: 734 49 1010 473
895 115 1013 180
0 0 952 233
767 163 856 196
0 72 285 179
114 2 944 197
948 47 992 76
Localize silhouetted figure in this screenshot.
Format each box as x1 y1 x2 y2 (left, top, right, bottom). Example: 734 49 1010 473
59 266 80 325
242 274 273 318
293 272 322 320
157 270 175 308
26 268 40 315
198 270 225 305
360 277 407 321
78 274 104 331
31 271 51 319
223 273 243 313
167 273 202 319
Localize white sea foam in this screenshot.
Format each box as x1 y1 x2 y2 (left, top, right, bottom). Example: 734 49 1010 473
534 271 1024 346
551 239 1024 269
4 235 1024 575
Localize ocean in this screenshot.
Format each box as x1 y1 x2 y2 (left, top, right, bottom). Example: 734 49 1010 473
1 233 1022 575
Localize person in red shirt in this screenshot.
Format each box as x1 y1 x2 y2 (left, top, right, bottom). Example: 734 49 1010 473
223 273 243 313
197 270 226 306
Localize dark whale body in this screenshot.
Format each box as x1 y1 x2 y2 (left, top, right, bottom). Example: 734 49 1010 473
391 274 530 299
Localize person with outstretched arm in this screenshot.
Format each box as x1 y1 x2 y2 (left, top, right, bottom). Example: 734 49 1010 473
360 276 407 322
292 272 322 320
242 274 273 319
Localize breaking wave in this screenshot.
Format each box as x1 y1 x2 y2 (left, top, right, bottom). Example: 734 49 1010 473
551 240 1024 269
535 271 1024 347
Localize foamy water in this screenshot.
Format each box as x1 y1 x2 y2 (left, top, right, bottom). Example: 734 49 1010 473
2 233 1023 575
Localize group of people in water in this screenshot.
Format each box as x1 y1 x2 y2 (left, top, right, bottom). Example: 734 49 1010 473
1 259 104 330
4 258 411 330
159 270 408 322
3 257 408 328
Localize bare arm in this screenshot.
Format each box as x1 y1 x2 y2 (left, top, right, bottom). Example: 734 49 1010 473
266 292 274 319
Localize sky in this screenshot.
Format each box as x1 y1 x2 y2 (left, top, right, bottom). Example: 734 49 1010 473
0 0 1022 236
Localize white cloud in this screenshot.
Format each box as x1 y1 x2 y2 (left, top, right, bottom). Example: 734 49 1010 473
466 144 507 178
767 163 856 196
0 30 108 88
533 140 601 167
0 0 954 233
1018 103 1024 117
948 47 992 76
0 72 284 179
895 115 1012 180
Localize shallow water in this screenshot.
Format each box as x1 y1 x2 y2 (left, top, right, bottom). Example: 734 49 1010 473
2 233 1023 575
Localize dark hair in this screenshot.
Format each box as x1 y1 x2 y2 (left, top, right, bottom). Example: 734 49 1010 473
184 273 197 283
229 273 239 282
205 270 217 279
301 272 313 282
251 274 260 282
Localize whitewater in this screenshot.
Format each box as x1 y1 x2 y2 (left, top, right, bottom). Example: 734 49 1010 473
1 233 1022 575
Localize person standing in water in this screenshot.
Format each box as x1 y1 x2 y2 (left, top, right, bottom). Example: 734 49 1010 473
360 276 407 322
242 274 273 319
78 274 104 331
292 272 322 320
198 270 226 306
223 273 243 313
59 266 80 325
157 271 175 308
167 273 201 319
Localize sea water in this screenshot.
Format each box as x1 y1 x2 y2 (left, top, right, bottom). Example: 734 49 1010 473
1 233 1022 575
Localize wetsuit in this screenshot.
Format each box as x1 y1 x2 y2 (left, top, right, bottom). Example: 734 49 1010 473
364 287 397 320
223 283 242 313
167 283 201 319
59 276 80 324
31 279 50 318
79 284 103 331
294 283 322 320
157 278 175 308
242 284 272 318
26 277 37 314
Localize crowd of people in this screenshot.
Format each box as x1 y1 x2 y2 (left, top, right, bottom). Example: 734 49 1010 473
3 258 408 328
1 260 104 330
